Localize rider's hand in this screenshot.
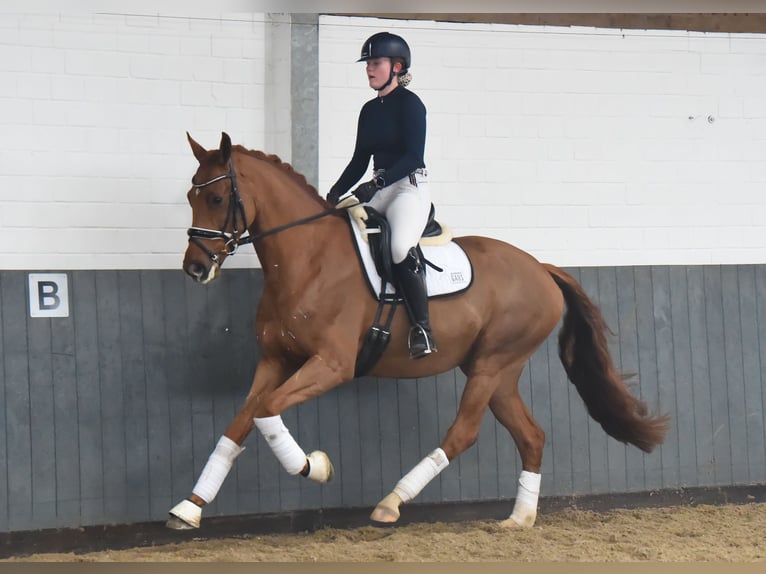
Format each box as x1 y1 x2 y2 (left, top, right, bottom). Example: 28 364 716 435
352 179 379 203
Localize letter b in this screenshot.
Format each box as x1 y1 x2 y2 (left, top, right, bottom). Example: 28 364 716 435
38 281 60 310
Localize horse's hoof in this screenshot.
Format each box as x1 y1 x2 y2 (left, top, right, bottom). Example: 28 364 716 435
167 499 202 529
306 450 334 483
370 492 402 524
499 513 536 528
166 515 196 530
370 505 400 523
499 517 521 529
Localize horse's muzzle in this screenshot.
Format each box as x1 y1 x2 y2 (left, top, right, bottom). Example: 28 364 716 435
184 259 219 284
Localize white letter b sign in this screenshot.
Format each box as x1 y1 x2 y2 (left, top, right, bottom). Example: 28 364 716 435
28 273 70 318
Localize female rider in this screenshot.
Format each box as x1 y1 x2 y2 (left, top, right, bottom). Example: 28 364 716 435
327 31 436 359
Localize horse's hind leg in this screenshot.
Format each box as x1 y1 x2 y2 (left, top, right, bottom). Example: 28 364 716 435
371 364 510 524
489 366 545 527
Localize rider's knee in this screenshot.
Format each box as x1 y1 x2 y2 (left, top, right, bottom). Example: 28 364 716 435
391 242 412 265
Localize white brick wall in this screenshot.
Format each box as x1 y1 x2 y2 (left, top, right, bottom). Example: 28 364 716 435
0 11 269 270
319 16 766 266
3 14 766 270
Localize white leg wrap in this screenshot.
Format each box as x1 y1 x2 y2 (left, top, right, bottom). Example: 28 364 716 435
393 448 450 503
254 415 307 475
508 470 541 527
191 435 245 503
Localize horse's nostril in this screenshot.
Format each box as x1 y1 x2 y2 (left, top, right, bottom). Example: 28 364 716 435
186 262 206 281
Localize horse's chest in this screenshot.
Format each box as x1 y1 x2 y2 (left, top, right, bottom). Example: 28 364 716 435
258 312 313 355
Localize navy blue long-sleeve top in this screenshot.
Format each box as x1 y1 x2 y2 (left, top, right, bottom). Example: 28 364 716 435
330 85 426 196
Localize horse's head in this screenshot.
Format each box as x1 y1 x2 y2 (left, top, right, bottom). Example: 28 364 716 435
183 132 252 284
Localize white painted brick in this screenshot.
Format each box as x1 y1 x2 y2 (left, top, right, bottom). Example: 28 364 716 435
743 97 766 118
65 50 130 77
226 109 264 140
0 99 34 126
149 128 185 156
17 13 58 30
0 23 19 47
191 57 225 82
29 47 66 75
0 44 31 72
192 107 228 131
117 78 180 105
57 14 94 27
133 54 191 81
689 34 730 53
0 71 16 97
746 161 766 182
3 13 766 269
54 29 119 51
18 27 54 48
718 96 744 118
91 13 123 31
223 58 263 85
148 34 181 56
0 202 185 230
180 35 211 57
0 176 54 202
730 36 766 55
212 36 245 59
116 32 152 54
212 84 244 108
181 82 214 106
125 15 161 29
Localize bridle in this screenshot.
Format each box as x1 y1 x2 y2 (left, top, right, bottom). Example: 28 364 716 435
187 159 337 265
187 159 251 264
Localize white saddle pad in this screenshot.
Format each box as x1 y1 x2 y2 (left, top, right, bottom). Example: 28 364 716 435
347 210 473 300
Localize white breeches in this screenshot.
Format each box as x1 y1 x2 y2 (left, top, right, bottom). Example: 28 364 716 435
366 172 431 264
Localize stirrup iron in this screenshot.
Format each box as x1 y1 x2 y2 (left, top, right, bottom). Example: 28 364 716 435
407 324 437 359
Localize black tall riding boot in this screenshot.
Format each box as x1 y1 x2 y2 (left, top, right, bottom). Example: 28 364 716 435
393 248 437 359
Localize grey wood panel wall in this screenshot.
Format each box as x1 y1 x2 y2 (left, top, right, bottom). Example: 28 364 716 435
1 265 765 532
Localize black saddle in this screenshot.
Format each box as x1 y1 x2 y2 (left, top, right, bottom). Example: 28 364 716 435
363 203 443 287
423 203 443 238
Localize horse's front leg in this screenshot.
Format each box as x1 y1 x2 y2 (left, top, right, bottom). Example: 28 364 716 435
251 353 351 483
165 358 288 530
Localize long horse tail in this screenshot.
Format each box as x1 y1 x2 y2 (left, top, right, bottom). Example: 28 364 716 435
543 263 669 453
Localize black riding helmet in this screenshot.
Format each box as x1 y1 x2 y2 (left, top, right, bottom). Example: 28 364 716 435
357 32 411 84
357 32 410 90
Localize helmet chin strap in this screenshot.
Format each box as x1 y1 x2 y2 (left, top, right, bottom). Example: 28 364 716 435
374 73 394 93
374 59 398 92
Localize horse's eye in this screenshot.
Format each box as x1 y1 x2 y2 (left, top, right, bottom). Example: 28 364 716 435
211 195 224 206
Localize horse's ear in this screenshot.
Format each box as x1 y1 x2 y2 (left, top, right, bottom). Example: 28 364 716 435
187 132 208 164
219 132 232 165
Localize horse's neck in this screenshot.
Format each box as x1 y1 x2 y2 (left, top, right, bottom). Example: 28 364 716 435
243 157 339 276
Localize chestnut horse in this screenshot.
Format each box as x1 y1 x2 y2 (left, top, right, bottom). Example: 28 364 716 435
166 132 668 530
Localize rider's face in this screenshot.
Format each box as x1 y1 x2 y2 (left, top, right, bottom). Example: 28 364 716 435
365 58 393 91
